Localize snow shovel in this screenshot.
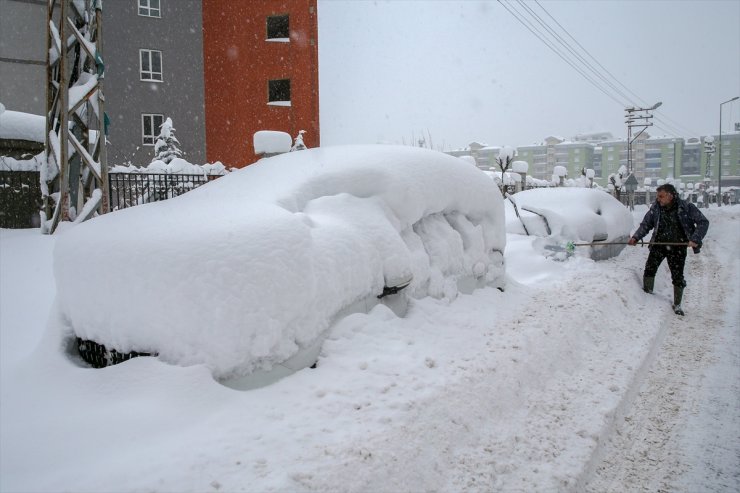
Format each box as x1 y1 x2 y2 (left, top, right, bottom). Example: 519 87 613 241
564 240 691 254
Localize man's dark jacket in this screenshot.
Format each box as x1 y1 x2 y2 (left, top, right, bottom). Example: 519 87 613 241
632 198 709 253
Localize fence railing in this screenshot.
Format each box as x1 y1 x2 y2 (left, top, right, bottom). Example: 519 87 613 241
109 173 220 211
0 172 222 229
0 171 43 228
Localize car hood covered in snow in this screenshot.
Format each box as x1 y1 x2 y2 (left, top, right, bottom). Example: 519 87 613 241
53 145 506 379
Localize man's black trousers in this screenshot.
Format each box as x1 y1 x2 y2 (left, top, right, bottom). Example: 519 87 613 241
643 246 687 287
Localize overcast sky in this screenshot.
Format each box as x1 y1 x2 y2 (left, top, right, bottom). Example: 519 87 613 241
317 0 740 150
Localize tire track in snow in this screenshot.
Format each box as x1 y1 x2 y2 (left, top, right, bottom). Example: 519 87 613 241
581 234 740 492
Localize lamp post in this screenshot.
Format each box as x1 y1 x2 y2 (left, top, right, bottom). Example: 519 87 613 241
718 96 739 207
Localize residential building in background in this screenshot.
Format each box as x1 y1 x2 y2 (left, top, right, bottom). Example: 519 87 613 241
448 130 740 189
0 0 319 169
104 0 207 166
0 0 48 116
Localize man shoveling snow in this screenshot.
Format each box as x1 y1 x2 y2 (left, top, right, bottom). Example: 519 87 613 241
628 183 709 315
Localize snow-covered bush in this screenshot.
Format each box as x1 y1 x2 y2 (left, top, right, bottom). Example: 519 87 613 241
290 130 307 151
152 117 182 164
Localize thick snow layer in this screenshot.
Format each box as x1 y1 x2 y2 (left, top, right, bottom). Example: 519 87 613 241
109 159 228 175
253 130 292 154
509 187 633 242
0 109 45 142
2 206 737 492
511 160 529 173
53 145 506 379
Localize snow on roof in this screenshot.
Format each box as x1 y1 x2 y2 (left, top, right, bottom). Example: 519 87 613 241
54 145 506 379
0 109 45 143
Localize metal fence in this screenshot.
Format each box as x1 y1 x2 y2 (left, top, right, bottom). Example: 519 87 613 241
0 171 222 228
0 171 43 228
109 173 220 211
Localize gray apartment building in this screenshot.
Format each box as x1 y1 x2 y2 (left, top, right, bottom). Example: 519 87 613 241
0 0 207 166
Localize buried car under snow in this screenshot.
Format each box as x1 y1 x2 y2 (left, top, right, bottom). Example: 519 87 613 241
54 145 506 388
506 188 633 260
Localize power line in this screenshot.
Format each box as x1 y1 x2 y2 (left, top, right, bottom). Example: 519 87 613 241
533 0 646 108
497 0 629 108
517 0 636 106
501 0 704 138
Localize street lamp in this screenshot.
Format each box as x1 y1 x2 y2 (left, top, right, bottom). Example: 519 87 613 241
718 96 739 207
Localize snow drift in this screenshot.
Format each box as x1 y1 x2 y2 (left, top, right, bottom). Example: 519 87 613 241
53 145 506 379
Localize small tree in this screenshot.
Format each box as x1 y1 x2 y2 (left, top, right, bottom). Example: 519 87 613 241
290 130 307 151
152 117 182 164
495 146 515 197
608 165 628 201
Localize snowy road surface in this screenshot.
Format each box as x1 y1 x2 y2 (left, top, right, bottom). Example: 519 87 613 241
583 207 740 492
1 205 738 492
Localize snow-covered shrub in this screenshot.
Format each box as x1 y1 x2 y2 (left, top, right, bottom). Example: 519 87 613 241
152 117 182 164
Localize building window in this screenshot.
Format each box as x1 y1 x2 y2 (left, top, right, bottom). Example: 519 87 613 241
138 0 161 18
142 114 164 145
268 79 291 105
267 15 289 40
140 49 163 82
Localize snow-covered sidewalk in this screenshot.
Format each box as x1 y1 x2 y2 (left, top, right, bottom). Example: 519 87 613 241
583 205 740 492
1 206 738 492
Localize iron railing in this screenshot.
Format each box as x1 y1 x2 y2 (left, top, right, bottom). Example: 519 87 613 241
108 173 220 210
0 171 222 228
0 171 43 228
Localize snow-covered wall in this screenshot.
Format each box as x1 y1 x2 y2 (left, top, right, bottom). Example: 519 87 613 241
0 110 45 143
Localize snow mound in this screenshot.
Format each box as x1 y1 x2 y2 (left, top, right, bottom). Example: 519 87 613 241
53 145 506 379
0 110 45 143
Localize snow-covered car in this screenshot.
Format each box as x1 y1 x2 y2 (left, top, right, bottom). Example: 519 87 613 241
506 188 633 260
54 145 506 388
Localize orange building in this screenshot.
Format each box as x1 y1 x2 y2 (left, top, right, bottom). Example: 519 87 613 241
202 0 319 167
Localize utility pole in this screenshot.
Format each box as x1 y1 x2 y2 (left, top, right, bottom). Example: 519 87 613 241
43 0 109 234
624 102 661 211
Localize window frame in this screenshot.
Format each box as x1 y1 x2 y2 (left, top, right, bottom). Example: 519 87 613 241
267 79 291 106
141 113 164 146
139 49 163 82
266 14 290 41
138 0 161 18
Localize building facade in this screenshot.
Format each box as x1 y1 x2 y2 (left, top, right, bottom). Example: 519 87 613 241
0 0 319 168
202 0 319 167
104 0 208 166
450 130 740 189
0 0 48 115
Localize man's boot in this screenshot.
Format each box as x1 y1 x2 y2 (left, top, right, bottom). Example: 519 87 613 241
673 285 684 316
643 276 655 294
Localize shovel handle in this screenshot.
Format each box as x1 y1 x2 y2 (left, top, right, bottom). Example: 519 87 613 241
569 240 690 247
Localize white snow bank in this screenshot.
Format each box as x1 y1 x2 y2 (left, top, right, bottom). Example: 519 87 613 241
509 188 633 243
109 159 228 175
53 145 506 379
253 130 292 155
0 110 45 143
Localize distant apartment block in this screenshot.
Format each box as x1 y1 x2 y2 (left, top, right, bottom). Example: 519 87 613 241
0 0 319 168
450 130 740 189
